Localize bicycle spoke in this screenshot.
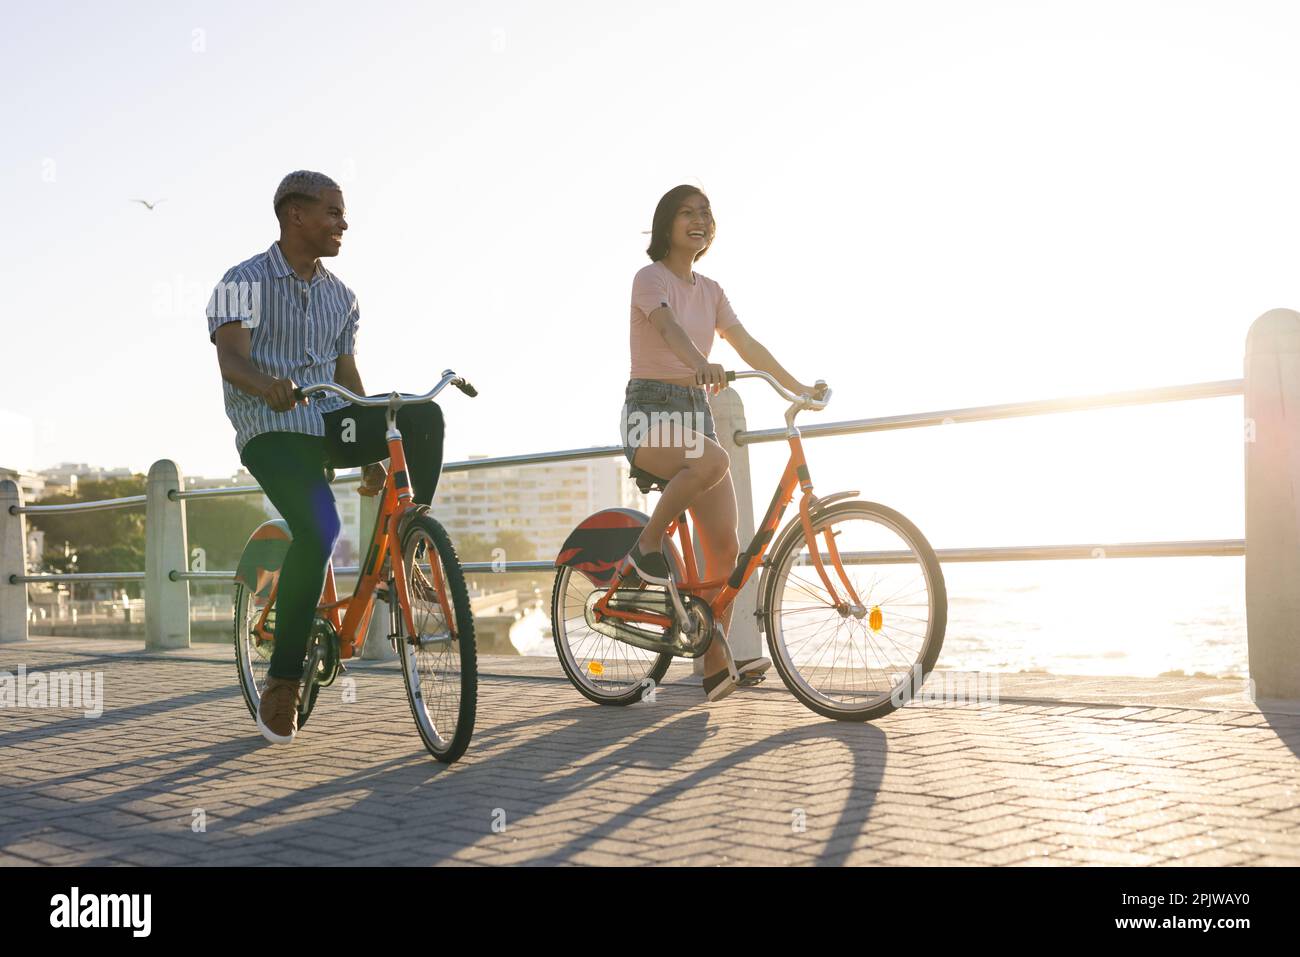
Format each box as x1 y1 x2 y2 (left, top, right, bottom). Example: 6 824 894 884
398 521 475 759
554 568 667 700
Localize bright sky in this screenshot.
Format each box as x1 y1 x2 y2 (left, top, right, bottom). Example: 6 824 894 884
2 0 1296 548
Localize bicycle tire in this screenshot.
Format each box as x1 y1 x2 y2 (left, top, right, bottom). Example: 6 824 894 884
761 500 947 722
551 565 673 706
397 514 477 763
233 583 321 729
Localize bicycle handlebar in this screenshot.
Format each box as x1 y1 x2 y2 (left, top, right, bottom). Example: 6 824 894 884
726 369 831 410
293 369 478 407
292 366 817 414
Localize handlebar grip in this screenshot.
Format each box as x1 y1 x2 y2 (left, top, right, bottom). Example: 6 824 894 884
456 380 479 398
292 387 304 400
726 371 736 381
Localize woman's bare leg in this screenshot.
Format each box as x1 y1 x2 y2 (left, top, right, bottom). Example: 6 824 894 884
688 468 740 675
632 431 735 674
631 431 729 554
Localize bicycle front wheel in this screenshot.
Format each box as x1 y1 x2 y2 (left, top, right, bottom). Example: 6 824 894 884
397 514 477 763
762 501 946 722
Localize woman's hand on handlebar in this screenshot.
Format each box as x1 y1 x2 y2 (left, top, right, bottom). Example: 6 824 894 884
694 361 728 395
809 381 830 401
788 379 826 400
260 377 302 412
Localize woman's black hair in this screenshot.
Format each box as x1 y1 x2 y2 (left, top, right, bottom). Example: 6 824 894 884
646 185 714 262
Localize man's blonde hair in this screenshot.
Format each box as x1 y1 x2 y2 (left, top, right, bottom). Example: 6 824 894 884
273 170 340 218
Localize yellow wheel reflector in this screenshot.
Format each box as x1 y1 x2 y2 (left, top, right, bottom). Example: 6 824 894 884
588 661 605 676
868 606 883 632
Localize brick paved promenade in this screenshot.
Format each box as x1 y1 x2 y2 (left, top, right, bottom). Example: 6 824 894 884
1 637 1297 866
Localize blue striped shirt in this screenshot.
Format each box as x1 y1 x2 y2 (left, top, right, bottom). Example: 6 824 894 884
206 241 359 456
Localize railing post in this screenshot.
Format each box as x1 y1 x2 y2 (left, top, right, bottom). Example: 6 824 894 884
1244 309 1300 700
1 479 29 642
697 387 761 672
358 486 394 660
145 459 190 649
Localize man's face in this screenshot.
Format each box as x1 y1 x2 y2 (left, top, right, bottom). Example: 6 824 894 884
290 188 348 257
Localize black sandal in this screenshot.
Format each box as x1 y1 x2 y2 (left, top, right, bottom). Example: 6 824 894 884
625 543 672 586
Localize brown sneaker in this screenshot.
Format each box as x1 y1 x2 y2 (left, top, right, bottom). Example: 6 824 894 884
257 675 301 744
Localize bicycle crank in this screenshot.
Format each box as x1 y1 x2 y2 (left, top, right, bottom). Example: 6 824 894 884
584 588 715 658
306 618 343 689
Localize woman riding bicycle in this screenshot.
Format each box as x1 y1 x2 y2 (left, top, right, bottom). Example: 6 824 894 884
621 184 820 702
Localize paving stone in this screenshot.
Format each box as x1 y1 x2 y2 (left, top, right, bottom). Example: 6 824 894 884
2 639 1297 867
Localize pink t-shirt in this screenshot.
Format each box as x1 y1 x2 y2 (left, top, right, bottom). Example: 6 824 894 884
629 261 740 379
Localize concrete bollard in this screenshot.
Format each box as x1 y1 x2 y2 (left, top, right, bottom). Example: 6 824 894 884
1 479 29 642
145 459 190 649
1244 308 1300 700
696 387 762 674
358 483 395 661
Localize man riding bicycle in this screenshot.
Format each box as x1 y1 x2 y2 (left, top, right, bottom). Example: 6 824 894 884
207 170 445 745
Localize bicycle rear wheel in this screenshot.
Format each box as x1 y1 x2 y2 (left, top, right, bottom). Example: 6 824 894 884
762 501 946 722
551 565 673 706
233 584 322 728
397 514 477 763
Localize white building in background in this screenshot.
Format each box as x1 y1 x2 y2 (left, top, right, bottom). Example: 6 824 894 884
251 456 648 571
39 462 135 488
431 456 648 560
184 468 258 491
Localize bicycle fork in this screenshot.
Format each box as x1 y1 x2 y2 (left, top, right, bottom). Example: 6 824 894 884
797 492 868 619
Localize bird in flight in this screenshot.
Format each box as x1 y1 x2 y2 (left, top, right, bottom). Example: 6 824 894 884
130 198 166 210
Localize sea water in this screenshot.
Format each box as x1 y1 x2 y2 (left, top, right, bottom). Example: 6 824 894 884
510 556 1248 678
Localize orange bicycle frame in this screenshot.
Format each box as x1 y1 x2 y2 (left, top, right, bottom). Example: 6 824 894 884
593 431 864 634
251 426 456 659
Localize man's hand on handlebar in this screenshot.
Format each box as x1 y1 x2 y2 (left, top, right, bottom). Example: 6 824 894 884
358 462 387 497
260 377 302 413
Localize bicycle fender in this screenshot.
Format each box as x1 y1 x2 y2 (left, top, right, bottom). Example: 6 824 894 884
554 508 648 589
755 495 864 614
760 493 862 573
234 519 292 599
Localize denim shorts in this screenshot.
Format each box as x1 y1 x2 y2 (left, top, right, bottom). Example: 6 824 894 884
620 378 717 470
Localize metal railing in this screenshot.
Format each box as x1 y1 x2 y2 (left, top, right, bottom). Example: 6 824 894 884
735 379 1245 444
1 375 1248 644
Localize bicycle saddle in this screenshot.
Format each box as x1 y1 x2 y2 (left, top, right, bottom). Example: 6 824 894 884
629 465 667 495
